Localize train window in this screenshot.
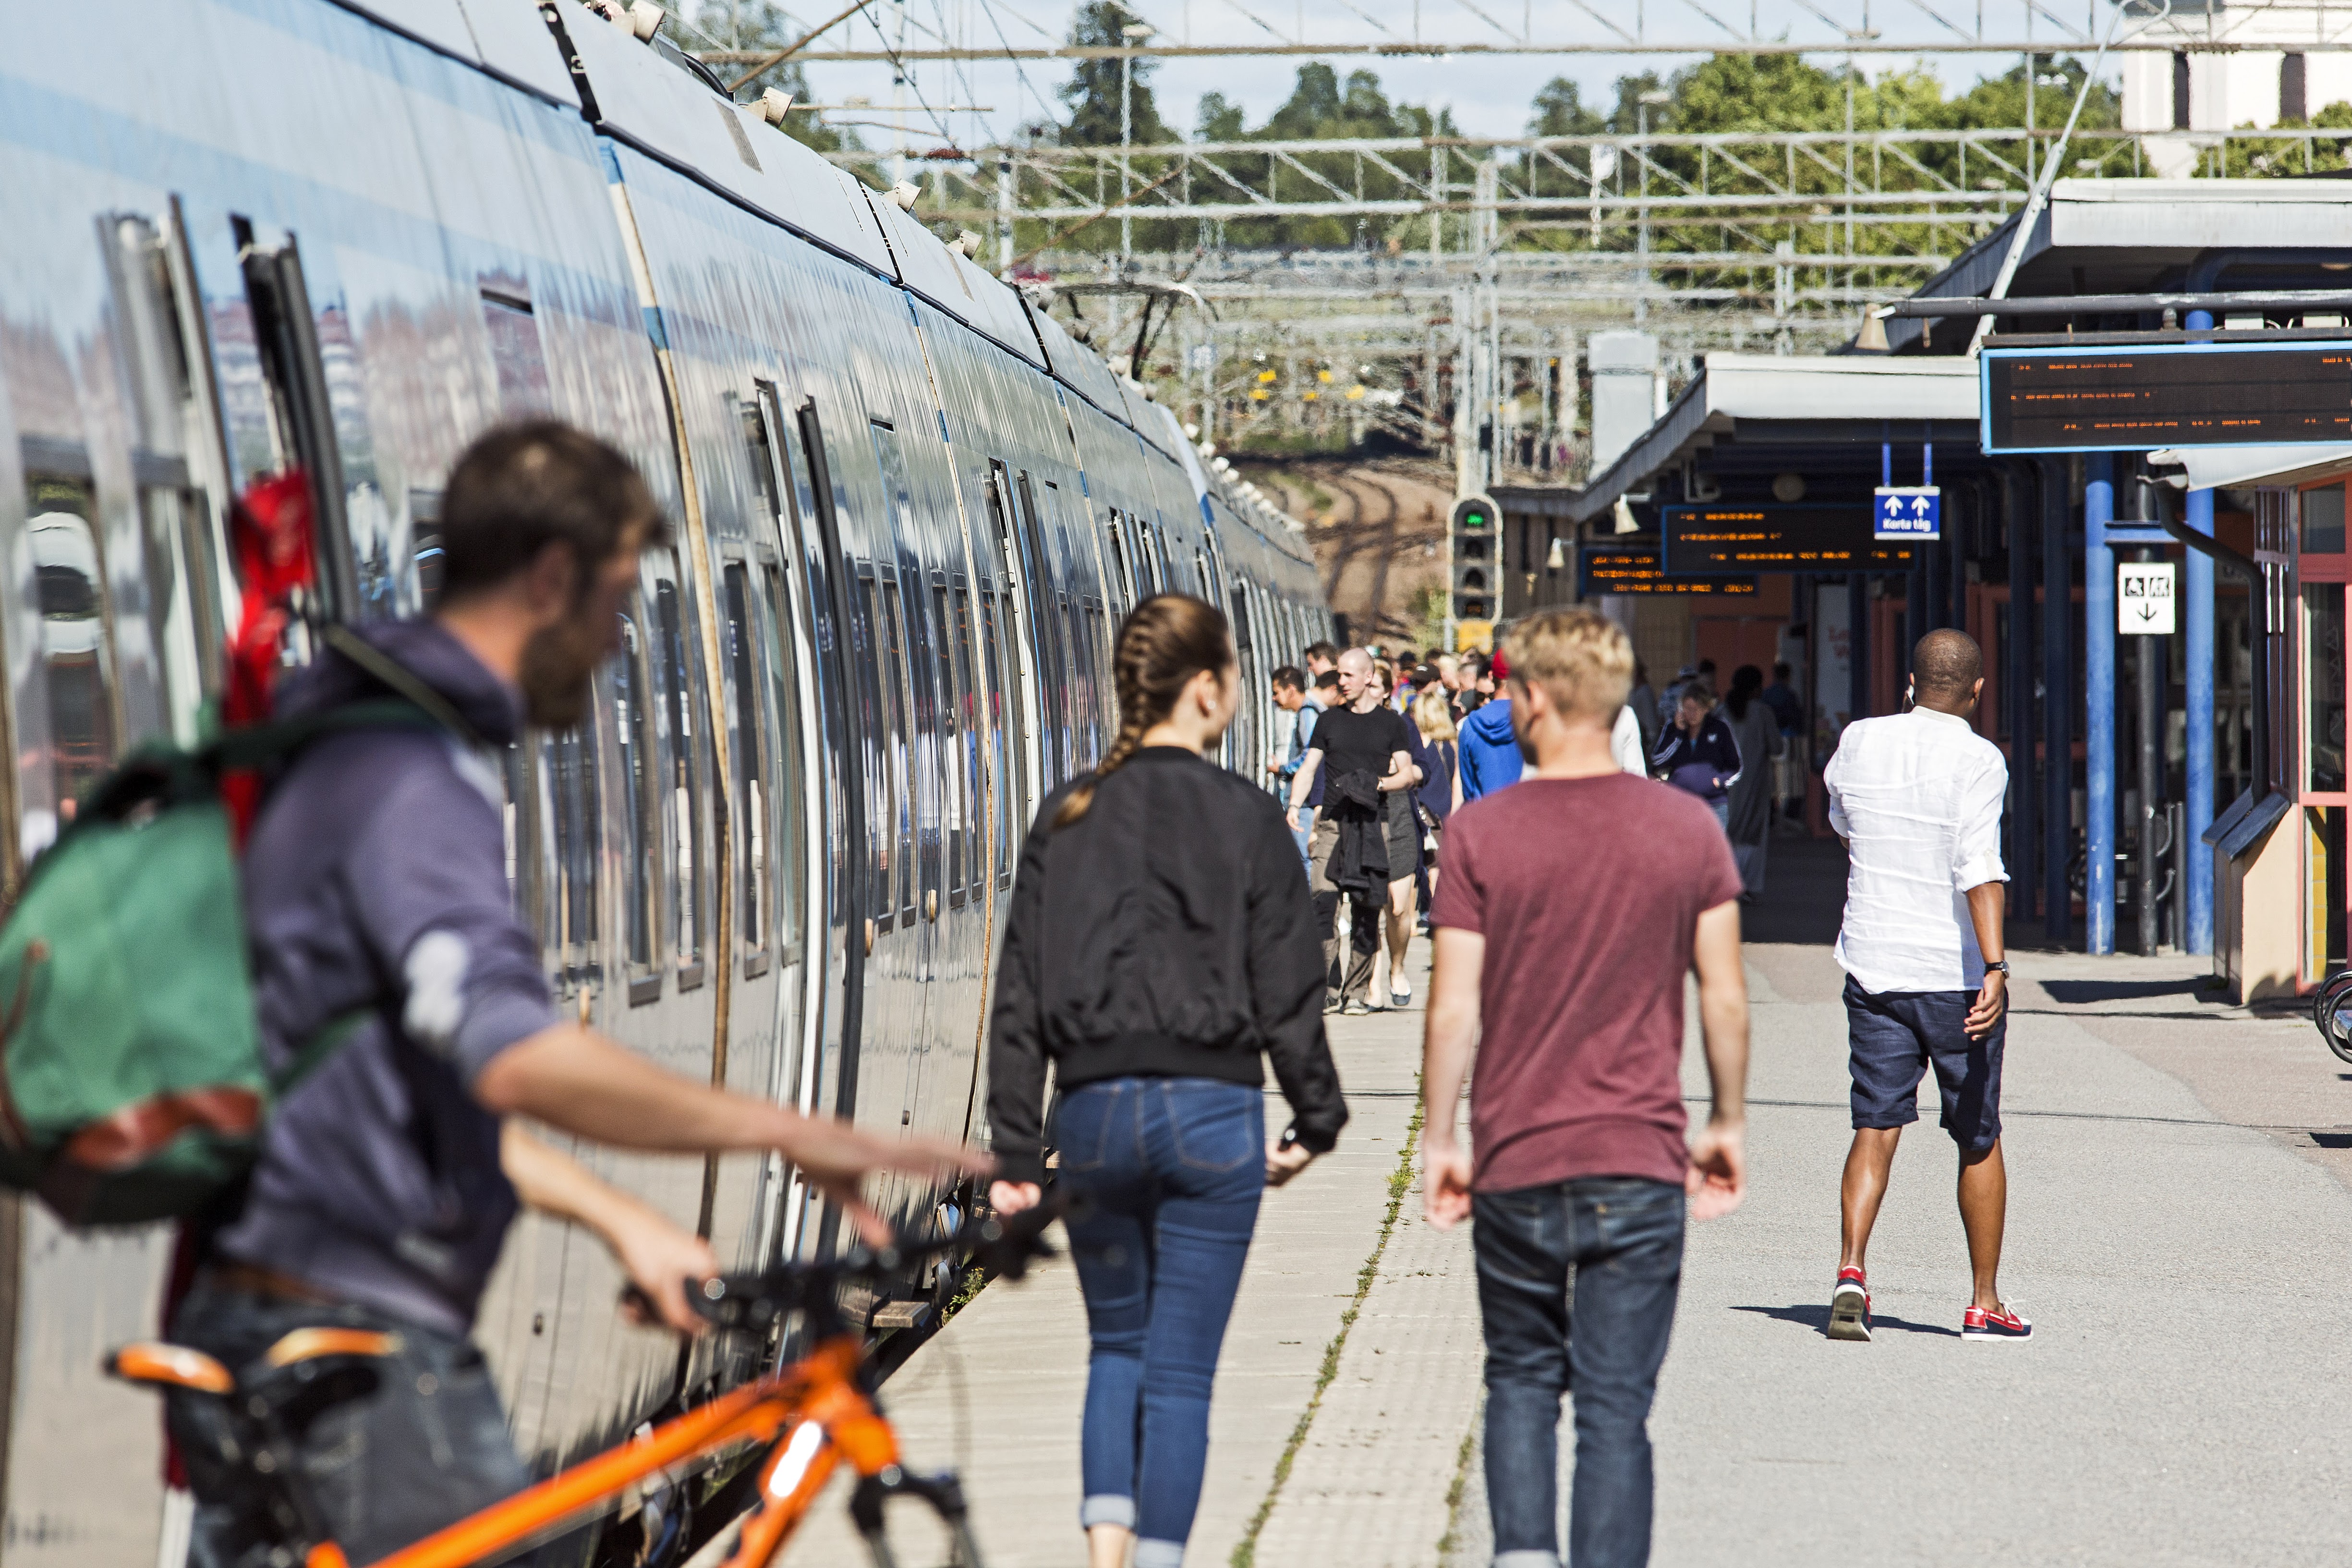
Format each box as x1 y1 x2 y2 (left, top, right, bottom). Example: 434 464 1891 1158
25 479 118 836
980 589 1018 889
1105 513 1135 609
1014 472 1068 784
137 484 220 747
855 571 894 936
723 563 771 978
615 608 661 1000
654 567 705 987
879 574 917 926
478 283 551 417
547 721 601 995
756 565 806 964
951 584 982 899
933 582 966 906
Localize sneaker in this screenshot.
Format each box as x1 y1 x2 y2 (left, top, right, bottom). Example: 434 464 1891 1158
1341 999 1373 1016
1962 1303 2033 1341
1826 1267 1871 1342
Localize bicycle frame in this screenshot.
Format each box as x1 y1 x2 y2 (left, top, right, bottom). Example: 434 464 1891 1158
363 1333 892 1568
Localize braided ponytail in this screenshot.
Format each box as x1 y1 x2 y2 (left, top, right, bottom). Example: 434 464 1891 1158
1053 593 1233 827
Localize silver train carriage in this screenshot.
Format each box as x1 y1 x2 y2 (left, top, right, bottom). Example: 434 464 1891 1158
0 0 1329 1558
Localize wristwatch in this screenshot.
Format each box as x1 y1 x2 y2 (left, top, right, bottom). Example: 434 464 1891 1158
1983 960 2010 974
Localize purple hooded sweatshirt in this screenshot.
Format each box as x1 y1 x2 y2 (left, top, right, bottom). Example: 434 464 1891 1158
211 619 556 1337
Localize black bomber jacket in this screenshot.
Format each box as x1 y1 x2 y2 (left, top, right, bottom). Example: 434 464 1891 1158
985 746 1349 1186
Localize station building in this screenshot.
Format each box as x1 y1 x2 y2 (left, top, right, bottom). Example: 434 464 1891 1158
1500 178 2352 999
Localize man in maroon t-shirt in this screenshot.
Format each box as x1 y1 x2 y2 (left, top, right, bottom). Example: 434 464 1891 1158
1423 608 1749 1568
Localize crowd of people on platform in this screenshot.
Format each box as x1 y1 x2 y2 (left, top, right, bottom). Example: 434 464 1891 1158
1264 637 1813 999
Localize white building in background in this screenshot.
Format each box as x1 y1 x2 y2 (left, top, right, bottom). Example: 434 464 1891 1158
2118 1 2352 176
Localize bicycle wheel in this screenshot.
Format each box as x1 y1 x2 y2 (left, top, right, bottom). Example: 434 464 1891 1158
2314 970 2352 1065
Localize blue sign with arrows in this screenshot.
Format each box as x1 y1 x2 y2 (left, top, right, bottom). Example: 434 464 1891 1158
1874 486 1940 541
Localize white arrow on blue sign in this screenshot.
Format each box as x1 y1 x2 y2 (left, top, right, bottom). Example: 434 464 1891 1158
1873 486 1941 541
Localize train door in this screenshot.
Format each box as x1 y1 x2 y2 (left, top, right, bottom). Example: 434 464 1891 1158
778 399 868 1254
865 422 936 1139
734 393 823 1260
983 461 1044 818
1104 511 1137 614
1012 472 1072 782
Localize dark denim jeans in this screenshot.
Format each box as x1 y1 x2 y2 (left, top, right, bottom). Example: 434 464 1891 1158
1473 1177 1686 1568
1057 1076 1266 1568
167 1284 533 1568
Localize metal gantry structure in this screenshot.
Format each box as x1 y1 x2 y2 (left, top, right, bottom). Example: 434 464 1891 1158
694 0 2352 486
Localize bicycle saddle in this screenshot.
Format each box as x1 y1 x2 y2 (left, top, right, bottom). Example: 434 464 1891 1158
109 1327 400 1409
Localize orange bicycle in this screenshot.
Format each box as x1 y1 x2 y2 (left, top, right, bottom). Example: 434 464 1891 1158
109 1203 1060 1568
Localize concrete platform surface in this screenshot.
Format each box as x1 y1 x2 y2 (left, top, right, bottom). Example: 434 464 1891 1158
781 845 2352 1566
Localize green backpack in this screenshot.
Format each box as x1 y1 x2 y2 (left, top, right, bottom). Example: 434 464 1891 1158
0 629 472 1227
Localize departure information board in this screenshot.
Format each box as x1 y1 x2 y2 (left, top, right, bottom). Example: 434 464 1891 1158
1661 505 1916 575
1579 545 1758 597
1981 340 2352 453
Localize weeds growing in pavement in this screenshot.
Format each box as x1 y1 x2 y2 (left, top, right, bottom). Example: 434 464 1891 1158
1230 1091 1425 1568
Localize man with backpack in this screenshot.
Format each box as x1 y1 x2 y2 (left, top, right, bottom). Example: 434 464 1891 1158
166 423 983 1565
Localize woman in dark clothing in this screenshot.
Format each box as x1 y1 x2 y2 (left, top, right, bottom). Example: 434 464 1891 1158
988 595 1349 1568
1648 676 1744 831
1722 663 1779 896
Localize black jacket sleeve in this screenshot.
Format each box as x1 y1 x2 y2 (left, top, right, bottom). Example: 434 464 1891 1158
984 802 1057 1186
1246 801 1349 1152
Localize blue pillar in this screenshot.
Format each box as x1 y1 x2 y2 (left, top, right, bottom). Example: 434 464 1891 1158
2184 308 2217 955
2085 455 2116 955
2042 457 2074 948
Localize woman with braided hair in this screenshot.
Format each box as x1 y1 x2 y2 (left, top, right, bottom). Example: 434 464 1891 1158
988 593 1349 1568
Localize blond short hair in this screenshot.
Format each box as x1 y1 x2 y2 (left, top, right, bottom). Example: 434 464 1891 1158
1413 685 1457 742
1503 609 1634 722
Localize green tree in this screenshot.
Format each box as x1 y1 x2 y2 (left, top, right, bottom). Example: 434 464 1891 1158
1196 90 1246 142
1058 1 1172 147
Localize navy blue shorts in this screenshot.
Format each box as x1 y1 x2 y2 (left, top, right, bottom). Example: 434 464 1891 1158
1843 975 2005 1153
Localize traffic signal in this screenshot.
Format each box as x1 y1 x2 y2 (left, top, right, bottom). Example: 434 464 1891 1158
1450 494 1497 625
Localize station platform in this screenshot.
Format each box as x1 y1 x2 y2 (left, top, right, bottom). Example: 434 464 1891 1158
781 837 2352 1566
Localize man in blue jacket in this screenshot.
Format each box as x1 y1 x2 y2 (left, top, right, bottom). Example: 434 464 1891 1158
1458 646 1524 801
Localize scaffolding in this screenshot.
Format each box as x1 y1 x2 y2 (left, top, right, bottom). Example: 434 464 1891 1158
691 1 2352 482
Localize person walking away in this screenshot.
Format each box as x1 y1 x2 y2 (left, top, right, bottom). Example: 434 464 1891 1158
1649 678 1741 830
1458 648 1524 801
989 595 1349 1568
1289 649 1418 1014
1411 684 1461 896
1268 666 1318 867
1609 701 1647 775
1626 661 1661 760
170 423 983 1567
1372 662 1428 1008
1722 665 1778 898
1823 630 2024 1342
1761 660 1803 736
1422 608 1749 1568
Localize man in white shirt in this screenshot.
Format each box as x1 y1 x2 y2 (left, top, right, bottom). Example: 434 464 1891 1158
1822 629 2028 1343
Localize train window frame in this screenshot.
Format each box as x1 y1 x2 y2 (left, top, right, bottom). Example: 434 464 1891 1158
933 575 968 909
478 281 552 419
723 559 773 980
548 715 602 998
615 603 664 1004
949 578 982 903
755 561 808 969
856 566 897 936
879 571 919 928
1012 470 1068 785
981 587 1019 892
1105 511 1136 610
652 557 707 992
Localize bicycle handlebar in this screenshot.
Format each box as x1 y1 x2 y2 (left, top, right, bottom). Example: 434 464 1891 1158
626 1193 1068 1334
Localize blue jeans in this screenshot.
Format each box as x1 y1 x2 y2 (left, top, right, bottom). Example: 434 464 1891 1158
1290 804 1317 870
167 1284 534 1568
1057 1077 1266 1567
1474 1178 1686 1568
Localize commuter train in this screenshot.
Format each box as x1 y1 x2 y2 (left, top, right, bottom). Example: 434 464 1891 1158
0 0 1327 1558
